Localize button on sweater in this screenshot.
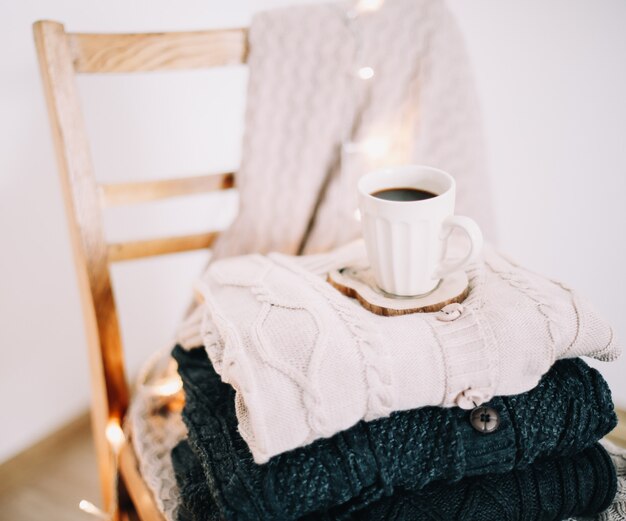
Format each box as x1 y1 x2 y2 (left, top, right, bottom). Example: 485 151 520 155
171 346 617 521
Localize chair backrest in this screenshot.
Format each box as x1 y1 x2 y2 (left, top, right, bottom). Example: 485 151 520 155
33 20 248 511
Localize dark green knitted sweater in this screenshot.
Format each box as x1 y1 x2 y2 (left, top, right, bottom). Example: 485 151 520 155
171 346 617 521
172 441 617 521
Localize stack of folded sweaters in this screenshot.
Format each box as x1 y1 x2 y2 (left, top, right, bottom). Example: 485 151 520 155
170 242 624 520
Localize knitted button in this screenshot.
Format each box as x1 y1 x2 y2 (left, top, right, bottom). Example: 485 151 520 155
436 303 464 322
469 406 500 434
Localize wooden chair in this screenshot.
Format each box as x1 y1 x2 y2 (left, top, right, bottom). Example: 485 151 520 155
33 20 248 521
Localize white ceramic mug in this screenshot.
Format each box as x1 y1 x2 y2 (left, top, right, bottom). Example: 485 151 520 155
358 165 483 296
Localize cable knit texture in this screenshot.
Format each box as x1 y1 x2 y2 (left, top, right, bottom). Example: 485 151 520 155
592 440 626 521
178 240 620 462
345 444 617 521
122 347 189 520
210 0 494 262
170 346 617 521
172 442 617 521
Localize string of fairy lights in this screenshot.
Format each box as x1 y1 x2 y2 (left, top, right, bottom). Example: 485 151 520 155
78 378 183 520
343 0 390 155
78 1 386 518
340 0 390 226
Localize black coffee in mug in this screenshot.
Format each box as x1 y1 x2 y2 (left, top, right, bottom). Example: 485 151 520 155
371 187 437 202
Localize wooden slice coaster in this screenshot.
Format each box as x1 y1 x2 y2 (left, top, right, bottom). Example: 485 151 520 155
328 265 469 316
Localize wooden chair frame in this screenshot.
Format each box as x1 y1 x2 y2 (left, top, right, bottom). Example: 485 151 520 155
33 20 248 521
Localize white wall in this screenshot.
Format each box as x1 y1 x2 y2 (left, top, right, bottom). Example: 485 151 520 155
1 0 624 463
448 0 626 405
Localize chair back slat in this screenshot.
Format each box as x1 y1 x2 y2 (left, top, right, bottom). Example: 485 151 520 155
33 19 247 518
108 231 219 262
68 29 248 73
100 171 235 207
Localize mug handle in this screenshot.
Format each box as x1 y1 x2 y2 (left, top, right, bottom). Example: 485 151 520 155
433 215 483 279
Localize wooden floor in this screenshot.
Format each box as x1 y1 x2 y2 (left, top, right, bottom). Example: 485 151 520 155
0 414 100 521
1 410 625 521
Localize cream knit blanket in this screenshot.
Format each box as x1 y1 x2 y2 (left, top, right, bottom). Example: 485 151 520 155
210 0 494 260
178 241 620 463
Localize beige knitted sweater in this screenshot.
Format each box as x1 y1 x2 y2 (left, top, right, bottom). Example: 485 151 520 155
178 240 620 463
210 0 494 260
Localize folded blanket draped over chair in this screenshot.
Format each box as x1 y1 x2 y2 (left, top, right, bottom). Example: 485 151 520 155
170 346 617 521
177 241 619 462
209 0 494 261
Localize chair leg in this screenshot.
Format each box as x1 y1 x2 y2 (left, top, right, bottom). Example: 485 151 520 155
118 468 134 519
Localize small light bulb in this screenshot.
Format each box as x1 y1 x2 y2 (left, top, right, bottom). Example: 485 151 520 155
362 136 389 159
105 420 125 455
151 376 183 397
357 66 375 80
79 500 110 520
355 0 385 13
